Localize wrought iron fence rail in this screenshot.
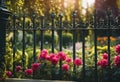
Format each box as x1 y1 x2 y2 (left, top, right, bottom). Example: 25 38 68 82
6 27 120 31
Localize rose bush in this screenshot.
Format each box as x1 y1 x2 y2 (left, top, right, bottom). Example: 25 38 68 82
97 44 120 82
3 44 120 82
5 49 82 81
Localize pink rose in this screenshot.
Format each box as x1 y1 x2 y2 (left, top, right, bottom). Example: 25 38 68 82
25 69 33 75
51 56 59 65
102 53 108 59
49 53 56 61
101 59 108 68
39 49 48 59
16 66 22 72
98 59 108 68
115 44 120 54
74 58 82 66
114 55 120 66
41 49 48 54
65 58 72 63
45 55 50 61
57 52 66 61
62 64 70 71
31 63 40 71
6 71 12 77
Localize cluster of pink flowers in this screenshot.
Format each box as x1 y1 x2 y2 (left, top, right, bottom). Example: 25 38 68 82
6 65 22 77
5 44 120 79
6 63 40 77
38 49 82 71
25 63 40 76
114 44 120 66
6 49 83 77
97 53 108 68
97 44 120 68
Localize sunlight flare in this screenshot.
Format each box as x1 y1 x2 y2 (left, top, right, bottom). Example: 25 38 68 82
82 0 95 9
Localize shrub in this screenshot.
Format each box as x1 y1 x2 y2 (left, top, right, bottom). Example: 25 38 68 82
43 31 58 47
62 32 73 47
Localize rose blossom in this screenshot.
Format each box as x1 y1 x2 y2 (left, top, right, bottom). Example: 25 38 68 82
65 58 72 63
115 44 120 54
16 65 22 72
49 53 56 61
101 59 108 68
97 59 108 68
45 55 50 61
62 64 70 71
114 55 120 66
51 56 59 65
25 69 33 75
57 52 66 61
6 71 12 77
102 53 108 59
74 58 82 66
31 63 40 71
39 49 48 59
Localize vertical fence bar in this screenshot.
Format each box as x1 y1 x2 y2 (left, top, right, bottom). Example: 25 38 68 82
32 14 36 79
40 16 44 50
13 15 16 77
94 10 98 82
33 14 36 62
107 10 111 69
107 10 111 82
51 13 55 80
22 15 26 71
51 13 55 53
59 13 63 80
82 28 85 82
72 11 76 76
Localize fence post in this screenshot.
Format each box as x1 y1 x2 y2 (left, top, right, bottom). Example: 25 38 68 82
94 10 98 82
51 12 55 53
32 14 36 62
82 23 86 82
22 15 26 71
59 13 63 80
107 9 111 82
51 12 55 80
0 0 11 79
72 11 77 80
40 16 44 50
13 14 17 77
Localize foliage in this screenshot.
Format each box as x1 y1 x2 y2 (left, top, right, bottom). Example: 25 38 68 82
4 49 83 81
1 44 120 81
43 31 58 47
6 0 84 22
62 32 73 48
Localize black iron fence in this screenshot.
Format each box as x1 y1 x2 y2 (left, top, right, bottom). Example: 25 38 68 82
6 11 120 82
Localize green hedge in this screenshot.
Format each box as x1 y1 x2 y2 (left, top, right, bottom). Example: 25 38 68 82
62 32 73 47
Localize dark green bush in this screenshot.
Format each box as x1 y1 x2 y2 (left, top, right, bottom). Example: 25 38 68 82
43 32 58 46
62 32 73 47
